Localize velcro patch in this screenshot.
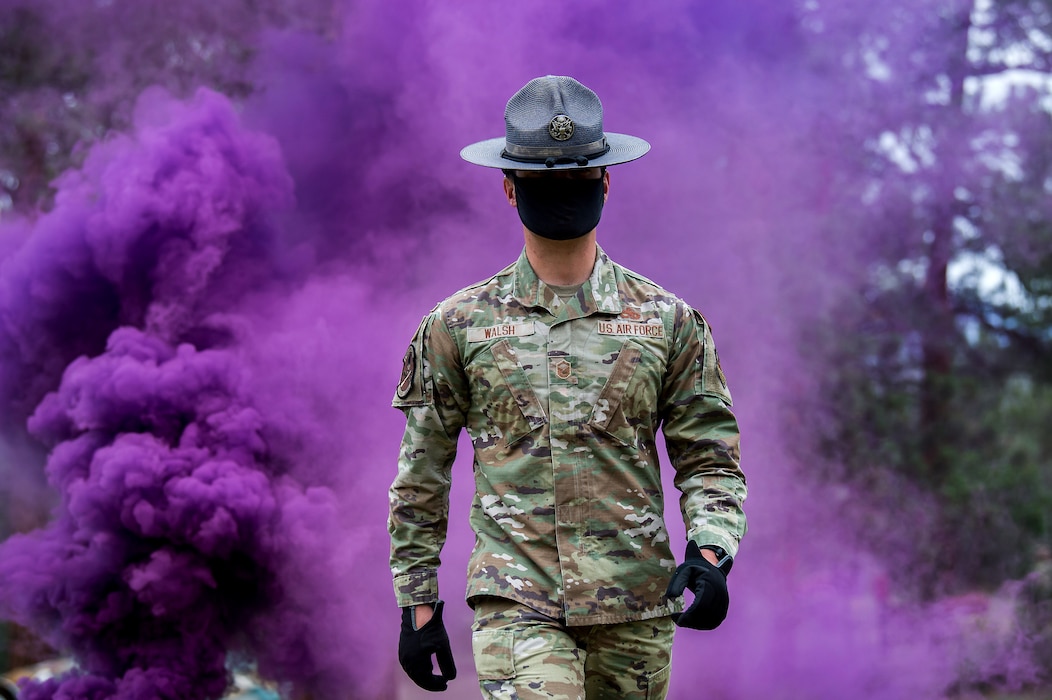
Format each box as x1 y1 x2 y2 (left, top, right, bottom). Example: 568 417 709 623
597 320 664 338
467 322 536 343
396 345 416 399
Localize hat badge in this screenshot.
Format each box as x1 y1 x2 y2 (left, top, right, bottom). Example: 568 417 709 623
548 115 575 141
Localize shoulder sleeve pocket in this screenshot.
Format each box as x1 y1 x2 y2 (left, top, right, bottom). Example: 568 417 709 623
393 314 434 408
695 310 732 406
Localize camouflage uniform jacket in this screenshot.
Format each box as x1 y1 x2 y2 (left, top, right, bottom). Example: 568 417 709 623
389 245 747 626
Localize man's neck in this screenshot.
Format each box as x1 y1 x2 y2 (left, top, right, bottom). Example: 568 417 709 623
523 230 597 286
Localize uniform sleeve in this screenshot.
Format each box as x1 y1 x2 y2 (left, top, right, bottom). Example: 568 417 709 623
388 309 469 607
659 304 747 557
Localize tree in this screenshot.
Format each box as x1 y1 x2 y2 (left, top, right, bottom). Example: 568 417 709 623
803 0 1052 599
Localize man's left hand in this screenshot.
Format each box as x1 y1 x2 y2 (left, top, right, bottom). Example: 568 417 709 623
665 541 730 630
398 600 457 691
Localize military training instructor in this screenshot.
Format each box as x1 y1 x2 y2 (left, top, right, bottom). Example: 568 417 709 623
388 75 748 699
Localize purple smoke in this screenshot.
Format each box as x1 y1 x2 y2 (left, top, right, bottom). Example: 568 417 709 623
0 1 1040 698
0 87 394 698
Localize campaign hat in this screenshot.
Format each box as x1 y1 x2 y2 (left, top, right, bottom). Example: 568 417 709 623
460 75 650 170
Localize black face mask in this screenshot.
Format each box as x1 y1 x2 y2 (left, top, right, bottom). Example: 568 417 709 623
511 174 605 240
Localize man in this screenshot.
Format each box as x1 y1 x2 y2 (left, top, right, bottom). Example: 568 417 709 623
389 75 747 699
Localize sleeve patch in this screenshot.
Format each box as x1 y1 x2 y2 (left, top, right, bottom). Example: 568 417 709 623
397 345 417 399
708 343 728 393
392 315 433 408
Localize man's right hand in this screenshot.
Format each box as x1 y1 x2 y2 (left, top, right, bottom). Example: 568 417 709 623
398 600 457 691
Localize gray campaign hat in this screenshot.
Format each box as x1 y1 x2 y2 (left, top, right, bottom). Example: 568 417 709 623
460 75 651 170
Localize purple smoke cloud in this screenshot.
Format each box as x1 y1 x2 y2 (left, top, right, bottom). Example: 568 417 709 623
0 1 1040 698
0 87 395 698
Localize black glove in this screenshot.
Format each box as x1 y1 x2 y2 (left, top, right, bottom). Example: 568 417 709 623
665 541 730 630
398 600 457 691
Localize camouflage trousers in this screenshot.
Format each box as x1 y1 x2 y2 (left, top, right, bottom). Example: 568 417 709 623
470 597 675 700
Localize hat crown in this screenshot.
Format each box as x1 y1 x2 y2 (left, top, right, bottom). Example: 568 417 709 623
502 76 608 163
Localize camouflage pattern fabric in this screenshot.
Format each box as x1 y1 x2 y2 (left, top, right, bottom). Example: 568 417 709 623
470 596 674 700
389 245 747 625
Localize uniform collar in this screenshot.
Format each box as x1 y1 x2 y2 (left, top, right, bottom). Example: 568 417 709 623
513 245 623 317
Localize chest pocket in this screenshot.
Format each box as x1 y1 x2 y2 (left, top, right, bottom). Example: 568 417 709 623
485 339 547 449
589 341 657 448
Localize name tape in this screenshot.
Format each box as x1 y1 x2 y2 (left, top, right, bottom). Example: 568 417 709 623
467 322 536 343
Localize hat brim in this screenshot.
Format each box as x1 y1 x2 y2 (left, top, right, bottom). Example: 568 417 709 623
460 133 651 170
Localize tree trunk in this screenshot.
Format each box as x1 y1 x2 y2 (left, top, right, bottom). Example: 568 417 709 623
918 2 971 487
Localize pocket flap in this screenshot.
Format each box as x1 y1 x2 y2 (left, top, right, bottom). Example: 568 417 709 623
590 341 644 445
489 340 547 446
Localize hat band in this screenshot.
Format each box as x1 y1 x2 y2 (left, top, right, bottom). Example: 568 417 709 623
502 137 610 163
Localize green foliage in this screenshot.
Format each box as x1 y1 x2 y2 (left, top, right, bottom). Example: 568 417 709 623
804 0 1052 609
813 283 1052 597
